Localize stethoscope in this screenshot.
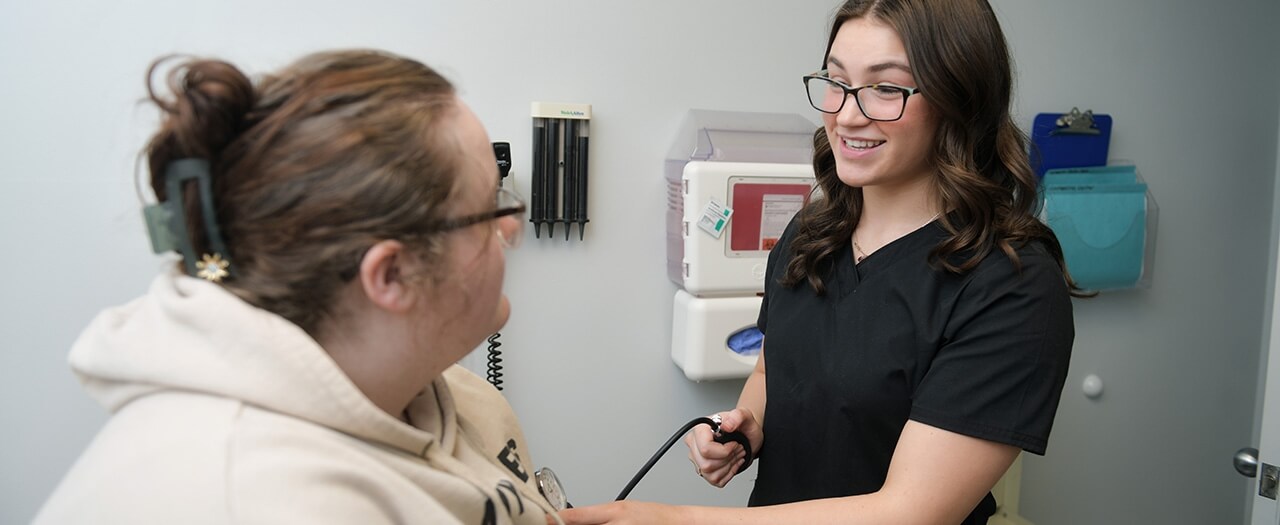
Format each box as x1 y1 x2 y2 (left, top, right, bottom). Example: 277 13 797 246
533 414 754 510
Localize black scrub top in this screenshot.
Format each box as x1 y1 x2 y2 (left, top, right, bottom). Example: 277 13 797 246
748 218 1074 525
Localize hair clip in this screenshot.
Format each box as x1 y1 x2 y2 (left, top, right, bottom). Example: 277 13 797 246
142 159 236 281
195 253 230 282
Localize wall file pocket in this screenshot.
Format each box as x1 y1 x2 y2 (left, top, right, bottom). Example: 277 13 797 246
1031 107 1113 179
1042 166 1157 291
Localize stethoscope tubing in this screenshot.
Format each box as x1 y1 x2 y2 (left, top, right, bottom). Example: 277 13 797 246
614 416 754 501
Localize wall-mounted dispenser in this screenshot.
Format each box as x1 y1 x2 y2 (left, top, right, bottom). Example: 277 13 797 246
666 109 817 381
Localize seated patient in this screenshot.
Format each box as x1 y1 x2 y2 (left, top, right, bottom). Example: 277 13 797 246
35 50 553 525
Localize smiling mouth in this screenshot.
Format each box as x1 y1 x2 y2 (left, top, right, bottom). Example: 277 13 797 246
843 138 886 150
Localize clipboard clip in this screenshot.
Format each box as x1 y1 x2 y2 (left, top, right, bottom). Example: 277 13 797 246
1051 107 1101 136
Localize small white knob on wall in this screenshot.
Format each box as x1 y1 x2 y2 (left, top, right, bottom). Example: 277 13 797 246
1082 374 1104 399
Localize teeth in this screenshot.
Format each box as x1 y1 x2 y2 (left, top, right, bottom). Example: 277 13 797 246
844 138 884 149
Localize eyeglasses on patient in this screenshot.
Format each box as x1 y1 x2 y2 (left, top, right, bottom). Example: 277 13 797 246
337 187 527 282
802 69 922 122
431 186 527 249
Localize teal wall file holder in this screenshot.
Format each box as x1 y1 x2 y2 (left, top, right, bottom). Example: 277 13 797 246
1031 107 1113 179
1042 166 1157 291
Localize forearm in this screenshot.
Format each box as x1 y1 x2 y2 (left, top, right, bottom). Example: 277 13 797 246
736 352 766 425
678 493 917 525
675 421 1018 525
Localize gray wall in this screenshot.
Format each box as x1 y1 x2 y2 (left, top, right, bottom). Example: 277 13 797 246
1253 94 1280 525
2 1 1277 524
997 2 1280 523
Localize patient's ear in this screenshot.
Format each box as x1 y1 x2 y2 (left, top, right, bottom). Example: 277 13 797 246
357 240 419 313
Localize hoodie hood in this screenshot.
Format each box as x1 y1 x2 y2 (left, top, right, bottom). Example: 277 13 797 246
69 270 449 457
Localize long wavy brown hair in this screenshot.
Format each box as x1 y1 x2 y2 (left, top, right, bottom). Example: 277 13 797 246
781 0 1084 296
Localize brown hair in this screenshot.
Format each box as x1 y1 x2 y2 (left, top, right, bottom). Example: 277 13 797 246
782 0 1084 295
144 50 462 334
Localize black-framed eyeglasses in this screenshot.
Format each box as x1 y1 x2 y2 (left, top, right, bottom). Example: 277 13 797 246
802 69 922 122
338 187 527 282
432 186 527 249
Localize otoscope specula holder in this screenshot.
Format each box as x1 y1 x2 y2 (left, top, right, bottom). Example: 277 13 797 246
529 101 591 241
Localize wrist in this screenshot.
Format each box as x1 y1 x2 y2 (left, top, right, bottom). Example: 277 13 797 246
734 406 765 457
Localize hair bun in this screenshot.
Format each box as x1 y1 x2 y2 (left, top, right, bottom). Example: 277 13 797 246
147 57 255 163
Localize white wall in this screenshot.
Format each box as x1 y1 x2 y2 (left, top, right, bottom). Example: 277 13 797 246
2 1 1277 524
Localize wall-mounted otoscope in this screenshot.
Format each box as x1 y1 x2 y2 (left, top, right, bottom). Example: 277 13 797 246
487 142 513 391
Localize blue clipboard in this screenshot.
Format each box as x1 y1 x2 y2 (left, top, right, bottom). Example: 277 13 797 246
1031 108 1112 179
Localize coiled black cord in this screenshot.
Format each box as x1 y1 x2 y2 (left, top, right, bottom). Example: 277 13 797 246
614 417 753 501
486 332 504 391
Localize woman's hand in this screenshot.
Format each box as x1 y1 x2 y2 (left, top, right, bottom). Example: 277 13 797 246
555 501 687 525
684 407 763 487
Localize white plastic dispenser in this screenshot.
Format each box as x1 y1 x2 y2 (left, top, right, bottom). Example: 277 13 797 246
666 110 817 380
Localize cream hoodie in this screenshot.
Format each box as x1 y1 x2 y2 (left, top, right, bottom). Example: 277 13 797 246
35 271 559 525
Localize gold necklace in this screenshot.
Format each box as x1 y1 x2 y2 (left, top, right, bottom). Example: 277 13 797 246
853 238 870 263
853 212 941 264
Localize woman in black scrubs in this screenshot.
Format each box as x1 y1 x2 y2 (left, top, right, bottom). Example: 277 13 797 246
560 0 1081 523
